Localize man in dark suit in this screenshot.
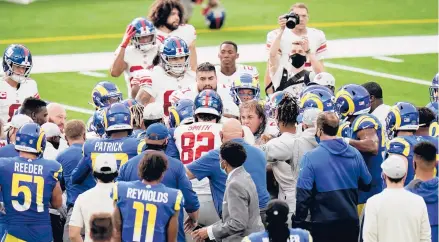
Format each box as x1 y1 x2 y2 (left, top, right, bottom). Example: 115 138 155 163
191 141 264 242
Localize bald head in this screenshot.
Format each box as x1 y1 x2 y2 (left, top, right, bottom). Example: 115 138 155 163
221 118 244 141
47 103 67 133
316 111 339 137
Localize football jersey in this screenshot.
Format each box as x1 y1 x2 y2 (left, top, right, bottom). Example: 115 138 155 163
114 45 158 94
0 156 62 242
112 181 183 242
156 24 197 46
142 66 195 116
351 114 386 203
266 28 282 55
279 27 327 71
386 135 420 185
215 64 259 88
0 78 39 123
243 228 312 242
71 137 145 185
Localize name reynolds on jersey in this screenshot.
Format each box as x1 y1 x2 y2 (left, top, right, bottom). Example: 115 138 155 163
126 188 169 203
187 124 213 131
14 162 43 175
94 141 124 152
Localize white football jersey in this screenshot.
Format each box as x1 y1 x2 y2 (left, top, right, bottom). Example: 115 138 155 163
0 78 39 123
115 45 159 95
215 64 259 88
266 28 282 55
142 66 195 116
279 27 327 71
169 83 233 105
156 24 197 46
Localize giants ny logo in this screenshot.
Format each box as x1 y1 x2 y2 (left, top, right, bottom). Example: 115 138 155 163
0 92 7 99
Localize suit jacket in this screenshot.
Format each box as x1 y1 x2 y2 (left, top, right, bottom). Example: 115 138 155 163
212 166 264 241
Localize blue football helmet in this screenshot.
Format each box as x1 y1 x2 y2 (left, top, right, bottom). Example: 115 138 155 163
335 84 371 118
194 90 223 117
3 44 33 83
92 109 106 137
14 123 46 154
169 99 195 128
130 17 156 52
265 91 287 119
91 81 123 109
430 73 438 102
300 85 333 99
160 36 190 76
102 103 133 133
231 73 260 105
204 6 226 29
386 102 419 138
299 87 334 112
122 98 138 109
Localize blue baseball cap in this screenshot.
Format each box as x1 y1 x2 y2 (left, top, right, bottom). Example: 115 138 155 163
145 123 169 140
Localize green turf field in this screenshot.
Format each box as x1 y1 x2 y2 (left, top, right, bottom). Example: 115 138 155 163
1 0 437 122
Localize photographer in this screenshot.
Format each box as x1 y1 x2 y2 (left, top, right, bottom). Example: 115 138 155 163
266 3 326 95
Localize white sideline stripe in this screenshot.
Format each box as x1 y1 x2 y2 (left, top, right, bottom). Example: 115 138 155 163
325 62 431 86
59 104 94 115
372 56 404 62
78 71 107 78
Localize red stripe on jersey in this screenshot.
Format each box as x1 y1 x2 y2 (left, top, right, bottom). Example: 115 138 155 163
34 93 40 99
316 43 327 53
157 35 166 43
129 66 143 73
305 62 311 67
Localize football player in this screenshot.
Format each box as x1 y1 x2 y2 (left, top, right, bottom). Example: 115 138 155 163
19 97 48 126
148 0 197 71
1 44 39 124
135 36 195 116
216 41 259 87
230 73 260 106
334 84 385 214
112 151 183 242
71 103 145 186
117 123 199 242
90 81 123 110
169 62 234 105
111 17 159 98
0 123 63 242
0 114 33 158
386 102 420 185
309 72 335 93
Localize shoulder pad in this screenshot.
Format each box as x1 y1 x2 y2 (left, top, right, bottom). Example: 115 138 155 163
352 114 381 133
387 137 411 157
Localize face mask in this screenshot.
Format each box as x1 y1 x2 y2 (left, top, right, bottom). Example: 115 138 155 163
220 160 227 175
289 54 306 68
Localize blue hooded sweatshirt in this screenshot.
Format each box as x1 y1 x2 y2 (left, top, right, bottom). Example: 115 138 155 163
406 178 438 242
294 139 372 225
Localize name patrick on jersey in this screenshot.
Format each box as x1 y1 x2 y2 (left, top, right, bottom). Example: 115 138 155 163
94 141 124 152
14 161 43 175
126 187 169 203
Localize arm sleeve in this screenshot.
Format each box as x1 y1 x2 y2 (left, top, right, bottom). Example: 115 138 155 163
358 152 372 191
187 150 218 181
260 136 294 162
71 156 92 185
176 162 200 213
420 198 432 242
293 155 314 225
271 66 283 90
212 182 249 239
68 197 84 228
362 200 378 242
315 30 327 60
116 163 127 182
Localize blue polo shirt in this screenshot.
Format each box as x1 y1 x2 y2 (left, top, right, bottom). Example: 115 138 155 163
188 138 270 216
57 143 95 207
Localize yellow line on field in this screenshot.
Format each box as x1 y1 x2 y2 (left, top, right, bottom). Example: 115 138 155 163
1 18 437 44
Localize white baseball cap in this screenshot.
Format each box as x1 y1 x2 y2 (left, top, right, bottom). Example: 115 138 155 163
143 103 164 120
312 72 336 87
223 101 240 118
93 153 118 174
381 155 407 179
6 114 33 130
41 122 61 138
302 108 322 126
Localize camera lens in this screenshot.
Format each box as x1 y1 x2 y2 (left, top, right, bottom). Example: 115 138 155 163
286 18 297 29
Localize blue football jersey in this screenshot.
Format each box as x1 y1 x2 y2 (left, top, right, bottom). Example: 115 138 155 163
351 114 386 203
112 181 183 242
243 228 312 242
387 135 419 185
0 144 19 158
0 156 62 242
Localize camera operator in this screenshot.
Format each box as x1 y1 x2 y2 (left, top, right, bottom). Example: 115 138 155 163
265 3 326 95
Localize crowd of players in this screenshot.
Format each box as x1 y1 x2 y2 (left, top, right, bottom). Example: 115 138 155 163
0 0 438 241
